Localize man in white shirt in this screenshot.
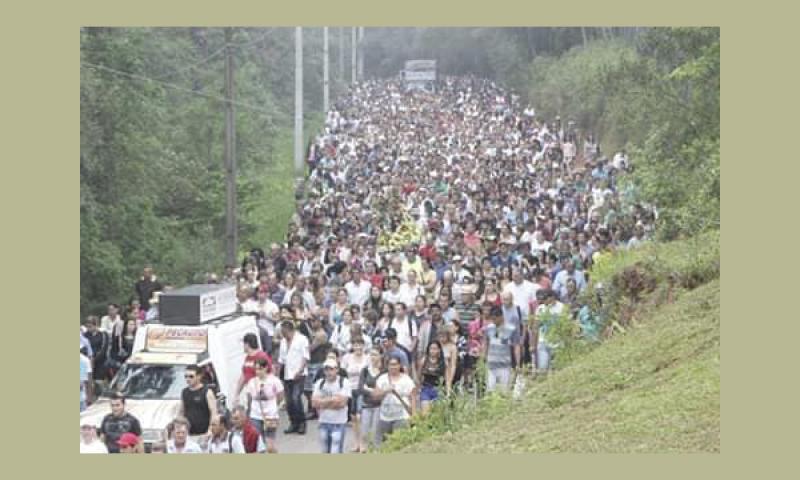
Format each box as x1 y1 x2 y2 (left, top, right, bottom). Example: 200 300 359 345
519 221 538 246
382 276 404 304
311 358 352 454
387 303 418 355
399 270 424 308
277 321 310 435
345 269 372 307
534 289 566 372
529 230 552 255
503 266 541 320
100 303 123 336
207 414 245 454
166 418 203 453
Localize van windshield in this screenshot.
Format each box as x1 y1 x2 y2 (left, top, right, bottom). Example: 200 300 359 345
108 364 185 400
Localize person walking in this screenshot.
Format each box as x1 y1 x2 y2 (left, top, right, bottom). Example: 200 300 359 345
244 357 284 453
373 356 417 447
277 320 310 435
99 393 142 454
484 305 519 393
311 358 352 454
179 365 217 444
341 337 369 452
357 349 384 452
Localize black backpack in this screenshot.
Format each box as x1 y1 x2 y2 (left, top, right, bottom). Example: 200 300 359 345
316 376 345 391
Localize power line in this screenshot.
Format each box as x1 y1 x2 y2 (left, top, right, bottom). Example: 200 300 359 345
153 44 228 81
81 61 272 115
152 29 279 81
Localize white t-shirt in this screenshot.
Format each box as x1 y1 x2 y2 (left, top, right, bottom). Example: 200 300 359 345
345 280 371 306
387 316 418 352
207 432 245 454
257 299 279 321
278 334 310 380
376 373 416 422
167 439 203 454
399 283 424 308
244 374 284 420
313 377 352 425
341 353 369 391
504 280 540 318
330 322 353 353
530 239 552 254
80 439 109 454
382 289 404 305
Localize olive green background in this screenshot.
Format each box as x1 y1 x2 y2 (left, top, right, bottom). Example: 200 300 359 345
2 0 788 475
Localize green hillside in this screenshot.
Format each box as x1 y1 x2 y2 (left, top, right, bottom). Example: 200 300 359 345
386 235 720 453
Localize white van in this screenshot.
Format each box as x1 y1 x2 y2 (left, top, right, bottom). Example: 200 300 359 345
79 313 261 450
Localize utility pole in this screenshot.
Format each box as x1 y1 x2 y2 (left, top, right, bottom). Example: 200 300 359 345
294 27 304 178
224 27 237 267
357 26 365 81
351 26 357 84
323 26 329 114
339 27 345 84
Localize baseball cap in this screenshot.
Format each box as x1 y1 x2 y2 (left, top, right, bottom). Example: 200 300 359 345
117 432 140 448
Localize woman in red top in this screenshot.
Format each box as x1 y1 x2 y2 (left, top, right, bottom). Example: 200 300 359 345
463 222 482 252
365 261 383 290
234 333 272 405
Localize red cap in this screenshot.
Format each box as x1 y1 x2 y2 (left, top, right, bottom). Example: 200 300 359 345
117 432 140 448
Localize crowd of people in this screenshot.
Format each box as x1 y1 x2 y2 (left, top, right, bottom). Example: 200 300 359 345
81 75 655 454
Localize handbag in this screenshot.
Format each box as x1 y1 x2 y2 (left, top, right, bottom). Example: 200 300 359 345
257 381 280 433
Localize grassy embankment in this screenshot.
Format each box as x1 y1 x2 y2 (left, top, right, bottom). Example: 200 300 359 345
384 232 720 453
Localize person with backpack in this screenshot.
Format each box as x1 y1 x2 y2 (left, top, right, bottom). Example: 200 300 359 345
387 302 418 360
312 358 352 454
330 308 356 354
207 414 244 453
381 328 412 372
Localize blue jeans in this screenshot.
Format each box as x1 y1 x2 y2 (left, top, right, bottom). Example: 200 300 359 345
318 422 347 454
537 342 552 370
284 378 306 427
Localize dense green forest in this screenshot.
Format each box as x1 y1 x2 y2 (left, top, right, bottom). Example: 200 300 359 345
80 27 719 318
